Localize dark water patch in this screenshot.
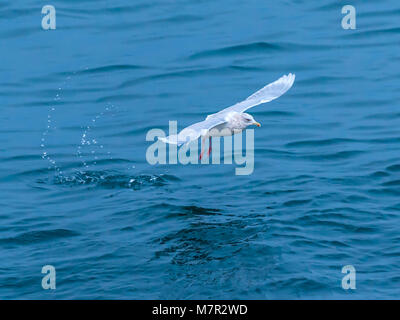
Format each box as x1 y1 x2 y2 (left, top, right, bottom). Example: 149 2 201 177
282 199 312 207
381 180 400 187
256 111 297 117
315 192 342 201
344 27 400 39
229 65 265 72
320 239 350 248
361 8 400 18
0 154 39 163
296 216 377 234
386 164 400 172
106 3 154 14
278 41 333 52
79 64 146 75
343 195 370 203
257 148 296 157
382 251 400 258
188 41 337 60
304 150 365 161
152 14 204 25
120 204 222 220
15 100 70 108
350 125 385 132
364 112 400 120
188 42 282 59
0 229 79 245
299 211 348 222
157 219 265 266
313 252 349 260
367 188 400 197
182 206 221 215
286 138 354 148
54 64 147 78
264 189 299 196
364 137 400 145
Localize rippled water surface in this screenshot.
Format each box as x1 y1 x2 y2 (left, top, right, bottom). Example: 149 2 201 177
1 1 400 299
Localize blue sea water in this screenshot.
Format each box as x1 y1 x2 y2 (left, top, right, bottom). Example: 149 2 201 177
1 0 400 299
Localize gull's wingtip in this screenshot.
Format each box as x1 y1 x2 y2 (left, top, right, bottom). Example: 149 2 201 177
286 73 295 81
284 73 296 87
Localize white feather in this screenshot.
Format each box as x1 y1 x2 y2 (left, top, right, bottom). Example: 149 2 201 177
160 74 295 145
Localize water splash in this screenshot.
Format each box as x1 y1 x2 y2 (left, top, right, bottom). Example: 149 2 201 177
41 67 124 179
40 78 71 175
50 171 178 190
76 103 118 169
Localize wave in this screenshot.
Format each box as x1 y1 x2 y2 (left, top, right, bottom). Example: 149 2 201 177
0 229 79 245
286 138 355 148
188 42 282 59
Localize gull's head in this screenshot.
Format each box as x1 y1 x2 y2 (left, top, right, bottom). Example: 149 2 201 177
241 113 261 128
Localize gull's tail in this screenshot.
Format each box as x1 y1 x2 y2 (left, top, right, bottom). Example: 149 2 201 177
159 135 181 145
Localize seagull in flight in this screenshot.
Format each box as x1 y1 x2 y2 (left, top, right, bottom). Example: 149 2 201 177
160 73 295 159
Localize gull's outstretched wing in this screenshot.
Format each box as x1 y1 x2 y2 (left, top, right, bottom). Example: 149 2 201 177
159 115 226 146
217 73 295 115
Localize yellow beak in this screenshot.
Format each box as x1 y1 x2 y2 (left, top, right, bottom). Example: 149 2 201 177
253 121 261 127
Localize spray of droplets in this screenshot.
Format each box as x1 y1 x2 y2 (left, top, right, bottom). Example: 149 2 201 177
76 103 117 169
41 66 118 178
41 76 72 176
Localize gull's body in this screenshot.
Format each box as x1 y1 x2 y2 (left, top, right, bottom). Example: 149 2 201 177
160 73 295 158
